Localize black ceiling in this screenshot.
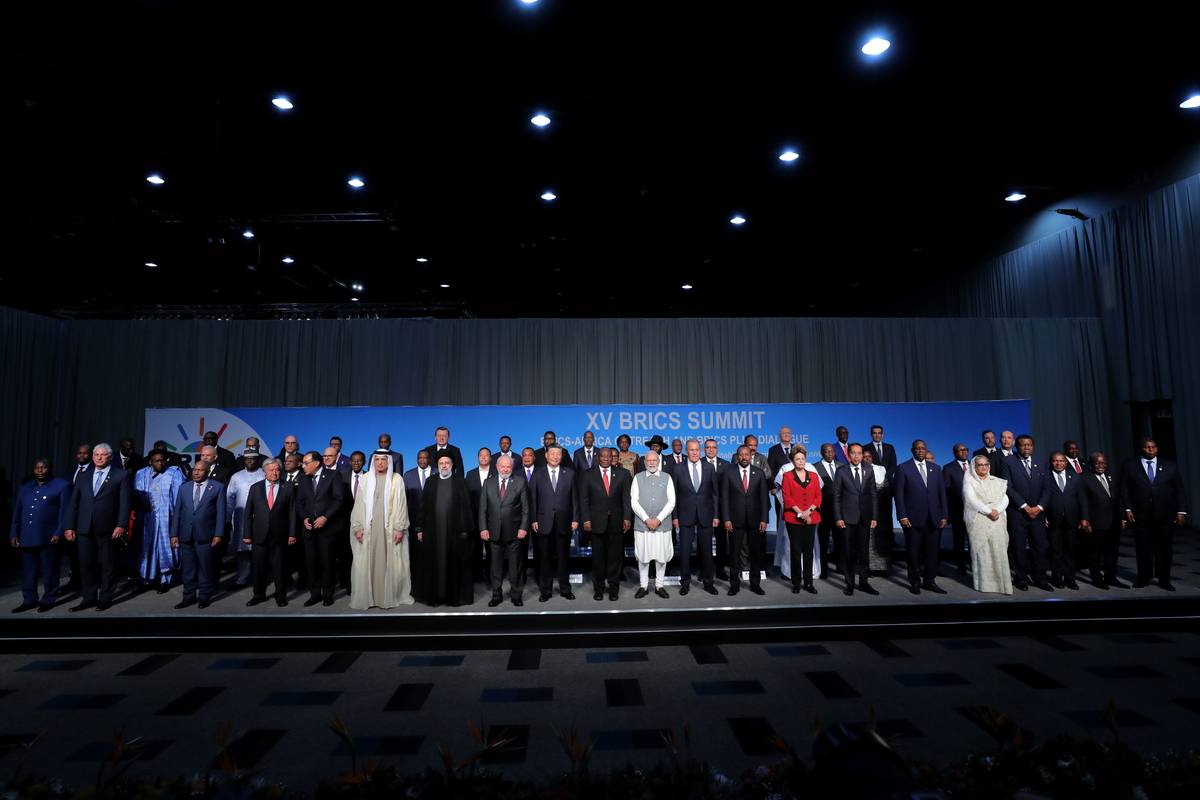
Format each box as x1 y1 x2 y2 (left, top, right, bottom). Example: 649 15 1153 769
9 1 1198 319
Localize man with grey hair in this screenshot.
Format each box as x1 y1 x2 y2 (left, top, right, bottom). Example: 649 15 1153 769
63 442 133 611
479 453 530 607
632 450 676 599
198 445 233 486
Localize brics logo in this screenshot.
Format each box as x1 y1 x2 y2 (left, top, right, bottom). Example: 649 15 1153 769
147 410 266 466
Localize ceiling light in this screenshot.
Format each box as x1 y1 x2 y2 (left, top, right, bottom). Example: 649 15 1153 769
145 174 165 185
1181 94 1200 109
681 284 693 290
439 283 450 288
861 37 891 56
351 297 360 302
281 256 294 264
729 215 746 226
242 229 255 239
778 150 800 162
144 262 158 268
347 177 365 188
272 96 294 110
540 190 557 201
530 113 551 128
416 257 429 263
1005 192 1027 203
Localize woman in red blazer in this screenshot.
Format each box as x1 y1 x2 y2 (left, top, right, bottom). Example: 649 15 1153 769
781 445 823 594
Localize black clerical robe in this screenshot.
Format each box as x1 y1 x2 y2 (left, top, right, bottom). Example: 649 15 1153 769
415 473 475 606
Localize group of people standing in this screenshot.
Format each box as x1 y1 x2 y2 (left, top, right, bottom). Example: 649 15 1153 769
7 423 1189 613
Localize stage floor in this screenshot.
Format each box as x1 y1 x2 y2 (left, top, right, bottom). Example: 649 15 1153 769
3 535 1198 650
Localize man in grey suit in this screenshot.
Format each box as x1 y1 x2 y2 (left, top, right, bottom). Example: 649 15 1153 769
832 444 879 596
170 460 227 608
479 454 530 607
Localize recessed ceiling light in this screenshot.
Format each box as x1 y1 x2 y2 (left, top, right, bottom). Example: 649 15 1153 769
861 37 891 56
416 257 429 263
778 150 800 162
351 297 360 302
145 174 165 185
347 177 365 188
439 283 450 288
242 229 255 239
272 96 294 110
351 282 364 292
681 283 693 290
729 215 747 226
540 190 557 201
281 256 294 264
519 0 540 5
144 262 158 268
1005 192 1027 203
1181 94 1200 109
530 112 551 127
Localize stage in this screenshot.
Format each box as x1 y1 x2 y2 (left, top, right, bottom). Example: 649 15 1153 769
4 535 1198 652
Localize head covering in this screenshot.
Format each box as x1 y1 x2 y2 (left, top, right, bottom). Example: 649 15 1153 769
360 449 395 533
644 435 668 451
242 448 260 457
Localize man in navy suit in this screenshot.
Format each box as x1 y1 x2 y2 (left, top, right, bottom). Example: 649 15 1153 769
833 444 879 596
425 426 465 475
866 426 899 477
671 439 720 595
63 443 132 611
573 431 600 474
1043 451 1090 590
720 445 771 596
328 436 351 472
833 427 852 465
295 450 347 606
170 460 227 609
530 445 579 601
703 439 730 579
242 458 297 606
402 450 431 602
972 430 1004 481
813 443 840 580
893 439 948 594
1120 437 1189 590
10 458 72 612
1078 452 1126 588
998 434 1052 591
943 443 972 575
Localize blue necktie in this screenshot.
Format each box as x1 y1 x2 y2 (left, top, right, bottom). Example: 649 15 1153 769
1146 460 1155 482
92 471 102 495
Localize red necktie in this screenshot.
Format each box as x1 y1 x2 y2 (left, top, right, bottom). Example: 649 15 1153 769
500 478 507 500
962 461 967 473
267 482 276 510
1073 460 1082 474
602 469 610 495
742 468 749 493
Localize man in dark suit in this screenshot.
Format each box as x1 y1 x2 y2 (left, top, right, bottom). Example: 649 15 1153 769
573 431 600 474
833 427 851 465
579 448 632 601
1079 451 1126 589
202 431 236 471
63 443 132 611
464 447 493 521
1063 440 1086 475
242 458 296 606
766 427 795 481
833 444 879 596
376 433 405 475
720 445 771 596
533 431 560 470
998 434 1052 591
670 439 720 595
63 443 93 592
893 439 949 594
169 459 226 609
943 443 972 575
480 454 530 607
1120 437 1189 590
295 450 346 606
328 436 351 472
529 445 579 601
1043 451 1090 590
813 443 840 580
323 446 354 590
402 450 432 600
198 446 233 487
424 426 464 475
517 448 539 485
866 426 898 476
662 438 687 474
117 438 145 473
972 430 1003 478
703 439 730 579
495 435 518 466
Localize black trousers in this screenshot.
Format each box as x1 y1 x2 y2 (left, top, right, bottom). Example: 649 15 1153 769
729 527 765 589
1134 519 1175 582
302 529 337 600
838 522 872 584
816 517 836 576
713 526 730 575
251 538 287 600
677 523 715 586
1047 518 1078 580
1082 526 1120 581
785 523 815 588
948 503 967 568
588 529 623 592
178 540 214 602
903 524 941 586
535 531 571 593
489 536 525 599
1008 511 1050 580
77 531 116 604
19 544 61 605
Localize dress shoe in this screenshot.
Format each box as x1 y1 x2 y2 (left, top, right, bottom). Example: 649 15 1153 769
561 591 575 601
1094 580 1110 590
1014 577 1029 591
70 601 96 612
304 596 322 607
922 582 947 595
488 596 503 608
276 598 288 607
1063 579 1080 590
1051 575 1064 589
844 585 855 596
37 603 55 613
1132 579 1150 588
1032 580 1054 592
858 581 880 596
513 597 524 607
198 600 211 609
539 592 552 602
655 587 670 599
634 587 649 599
749 585 765 596
11 602 38 614
702 584 718 595
1159 580 1176 592
246 596 268 607
727 586 739 596
791 586 801 594
96 601 111 611
323 597 334 606
715 569 730 581
593 591 604 601
173 599 196 609
608 590 619 601
908 585 921 595
63 581 81 593
1108 578 1129 589
679 583 690 596
803 583 818 595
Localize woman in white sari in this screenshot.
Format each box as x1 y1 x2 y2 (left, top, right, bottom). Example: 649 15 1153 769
962 455 1012 595
349 451 413 609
